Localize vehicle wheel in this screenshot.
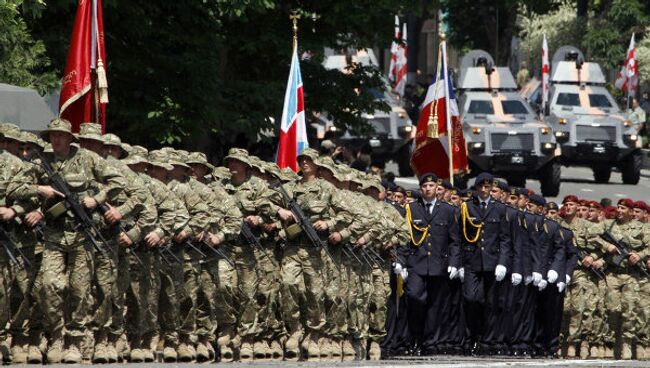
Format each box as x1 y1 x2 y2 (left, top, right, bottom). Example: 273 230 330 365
621 151 641 185
397 145 414 177
539 161 561 197
507 175 526 188
593 167 611 184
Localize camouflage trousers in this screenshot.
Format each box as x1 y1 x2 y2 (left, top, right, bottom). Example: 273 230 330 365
178 249 202 341
322 246 348 339
237 243 282 340
347 259 373 340
604 272 641 344
562 269 605 345
213 248 239 344
9 245 42 341
368 262 390 342
636 278 650 345
88 243 119 339
280 245 326 338
37 242 94 338
195 257 219 342
158 247 184 345
0 257 10 345
123 248 159 343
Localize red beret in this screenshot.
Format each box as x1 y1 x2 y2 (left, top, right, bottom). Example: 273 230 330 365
605 206 618 219
563 195 579 204
589 201 602 210
634 201 649 212
618 198 634 208
579 200 590 207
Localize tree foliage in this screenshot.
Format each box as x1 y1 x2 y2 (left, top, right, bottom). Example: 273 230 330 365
0 0 57 94
23 0 418 156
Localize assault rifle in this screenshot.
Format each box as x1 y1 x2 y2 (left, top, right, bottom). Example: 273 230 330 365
241 221 277 267
94 203 144 267
576 248 606 280
0 223 30 269
600 231 650 278
27 149 113 257
184 237 235 268
270 180 337 268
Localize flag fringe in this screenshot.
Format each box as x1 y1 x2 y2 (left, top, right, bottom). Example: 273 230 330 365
96 58 109 103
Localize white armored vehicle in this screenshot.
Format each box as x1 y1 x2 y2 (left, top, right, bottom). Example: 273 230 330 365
545 46 641 184
458 50 561 195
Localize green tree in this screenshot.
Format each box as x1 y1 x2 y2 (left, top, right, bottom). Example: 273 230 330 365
0 0 57 94
26 0 418 158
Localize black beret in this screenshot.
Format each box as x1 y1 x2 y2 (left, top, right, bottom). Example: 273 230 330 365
546 202 559 210
516 188 529 197
419 172 437 186
441 180 453 190
475 172 494 186
394 186 406 194
529 194 546 206
495 180 509 192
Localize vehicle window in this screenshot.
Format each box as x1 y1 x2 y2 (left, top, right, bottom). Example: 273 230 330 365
467 100 494 114
501 100 529 114
588 94 612 108
556 93 580 106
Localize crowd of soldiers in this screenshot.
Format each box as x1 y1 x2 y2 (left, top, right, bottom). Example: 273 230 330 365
381 173 650 361
1 118 649 365
0 118 408 364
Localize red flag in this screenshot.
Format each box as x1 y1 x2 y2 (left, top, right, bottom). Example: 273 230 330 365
59 0 108 133
410 41 468 179
541 34 549 106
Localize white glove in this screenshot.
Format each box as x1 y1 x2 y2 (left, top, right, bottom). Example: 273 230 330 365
448 266 459 280
511 273 522 286
557 282 566 293
538 279 548 291
524 275 533 285
400 268 408 281
459 268 465 282
532 272 543 286
547 270 558 283
393 263 403 275
494 265 507 282
566 274 571 285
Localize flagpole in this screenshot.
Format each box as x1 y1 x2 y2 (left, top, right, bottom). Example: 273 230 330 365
441 36 454 184
290 12 300 51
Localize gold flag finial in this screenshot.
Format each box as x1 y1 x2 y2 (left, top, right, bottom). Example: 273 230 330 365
290 12 301 49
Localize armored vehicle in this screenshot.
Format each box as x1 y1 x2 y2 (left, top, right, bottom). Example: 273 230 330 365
545 46 641 184
458 50 561 195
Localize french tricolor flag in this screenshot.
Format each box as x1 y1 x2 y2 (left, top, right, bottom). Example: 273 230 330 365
277 43 308 172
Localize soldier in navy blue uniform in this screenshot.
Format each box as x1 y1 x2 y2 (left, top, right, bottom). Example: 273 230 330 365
401 173 462 355
527 195 566 357
459 173 512 355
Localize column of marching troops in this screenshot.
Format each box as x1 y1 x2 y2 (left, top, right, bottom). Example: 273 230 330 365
0 119 649 364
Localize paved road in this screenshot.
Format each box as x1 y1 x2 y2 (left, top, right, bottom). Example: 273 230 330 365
37 358 650 367
387 163 650 203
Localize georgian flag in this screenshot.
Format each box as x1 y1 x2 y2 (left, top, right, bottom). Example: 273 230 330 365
541 34 550 106
276 43 308 172
394 23 408 96
615 33 638 93
388 15 400 83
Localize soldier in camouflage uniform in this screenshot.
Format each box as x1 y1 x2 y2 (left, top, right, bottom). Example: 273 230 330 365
557 195 605 358
222 149 286 361
185 151 242 362
7 119 127 364
126 150 189 362
0 125 37 363
589 198 650 359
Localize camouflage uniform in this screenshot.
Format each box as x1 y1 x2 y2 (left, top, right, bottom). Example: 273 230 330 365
589 217 650 358
559 216 604 356
8 119 126 364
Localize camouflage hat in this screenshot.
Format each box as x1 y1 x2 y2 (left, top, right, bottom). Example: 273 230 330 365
122 154 149 166
262 161 282 179
1 126 23 142
121 142 132 154
167 150 190 169
147 150 174 170
77 122 104 142
212 166 231 181
224 148 251 166
347 169 366 186
41 118 78 142
186 151 214 171
0 122 19 133
248 155 266 172
43 143 53 153
279 167 299 182
102 133 128 158
297 148 320 163
130 145 149 157
21 131 45 149
363 175 384 192
334 164 354 182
